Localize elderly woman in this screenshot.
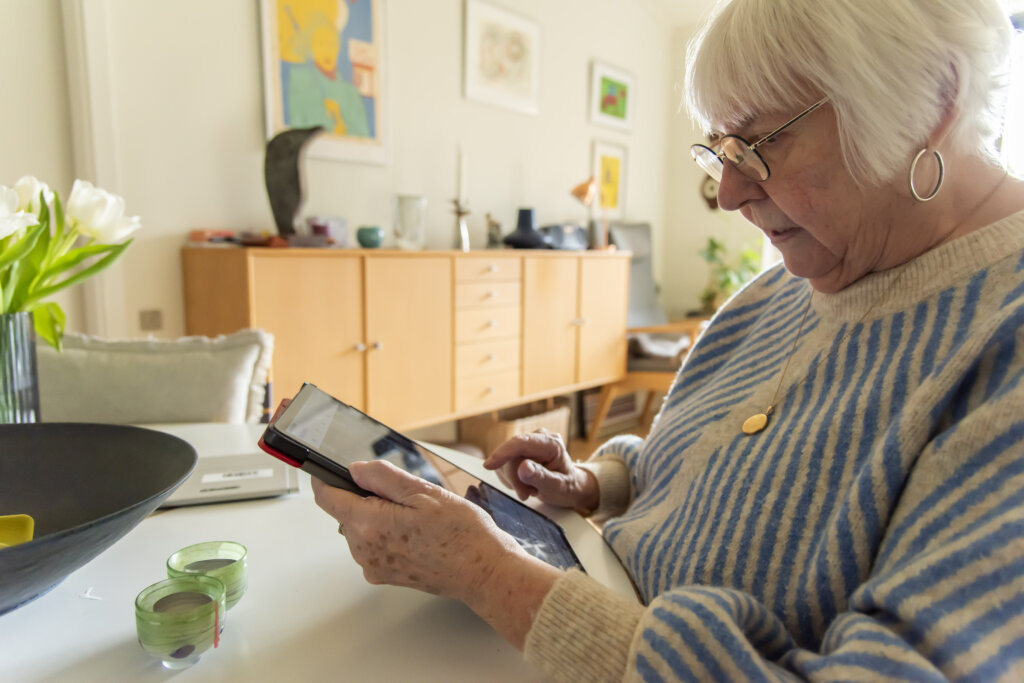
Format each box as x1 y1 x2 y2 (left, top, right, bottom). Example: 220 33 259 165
311 0 1024 679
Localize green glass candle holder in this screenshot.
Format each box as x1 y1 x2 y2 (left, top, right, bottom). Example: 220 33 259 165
135 575 226 670
167 541 248 610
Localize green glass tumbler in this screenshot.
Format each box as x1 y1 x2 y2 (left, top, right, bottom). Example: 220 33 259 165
135 575 226 670
167 541 248 609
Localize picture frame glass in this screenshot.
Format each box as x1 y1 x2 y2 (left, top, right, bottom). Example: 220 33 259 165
589 61 633 131
593 141 627 219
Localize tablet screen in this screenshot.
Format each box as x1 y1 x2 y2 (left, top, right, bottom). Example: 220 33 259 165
276 385 582 571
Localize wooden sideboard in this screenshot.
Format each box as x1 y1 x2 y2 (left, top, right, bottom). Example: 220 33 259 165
182 247 630 430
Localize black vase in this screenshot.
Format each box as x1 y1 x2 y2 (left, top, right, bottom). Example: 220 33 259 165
502 208 550 249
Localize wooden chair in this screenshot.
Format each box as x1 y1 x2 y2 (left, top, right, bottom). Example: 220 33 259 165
587 223 708 441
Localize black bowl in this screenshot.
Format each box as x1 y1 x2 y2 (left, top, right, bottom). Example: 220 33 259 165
0 423 197 615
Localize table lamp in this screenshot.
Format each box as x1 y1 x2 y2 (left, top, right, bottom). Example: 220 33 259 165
570 176 611 249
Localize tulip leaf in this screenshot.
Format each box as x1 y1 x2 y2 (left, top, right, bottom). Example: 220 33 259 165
29 301 66 352
35 242 119 285
23 240 131 306
0 221 47 272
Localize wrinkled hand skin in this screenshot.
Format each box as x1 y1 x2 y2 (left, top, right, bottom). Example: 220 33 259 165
483 429 599 513
311 460 563 648
313 460 517 599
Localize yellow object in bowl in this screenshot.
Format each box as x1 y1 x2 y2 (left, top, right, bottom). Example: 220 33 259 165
0 514 35 548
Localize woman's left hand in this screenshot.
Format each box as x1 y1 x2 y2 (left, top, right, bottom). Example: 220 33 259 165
312 459 520 601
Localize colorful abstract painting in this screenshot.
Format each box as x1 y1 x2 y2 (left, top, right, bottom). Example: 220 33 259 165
590 61 633 131
261 0 389 164
464 1 541 115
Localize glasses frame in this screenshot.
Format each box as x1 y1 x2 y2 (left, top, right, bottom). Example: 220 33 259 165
691 96 830 182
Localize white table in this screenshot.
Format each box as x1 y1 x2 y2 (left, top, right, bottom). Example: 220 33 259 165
0 440 635 682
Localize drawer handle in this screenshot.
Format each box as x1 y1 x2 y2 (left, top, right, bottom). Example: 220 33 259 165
484 386 495 395
486 290 498 298
370 341 383 350
485 320 497 328
486 264 499 273
353 343 367 352
485 353 496 362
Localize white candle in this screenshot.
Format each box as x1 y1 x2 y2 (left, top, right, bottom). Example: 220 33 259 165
457 146 467 202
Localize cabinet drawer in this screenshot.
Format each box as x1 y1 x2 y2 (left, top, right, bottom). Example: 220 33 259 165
455 306 520 343
455 257 521 282
455 370 520 412
455 339 520 377
455 281 521 309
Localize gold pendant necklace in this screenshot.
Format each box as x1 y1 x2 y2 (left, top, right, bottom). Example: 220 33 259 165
742 292 814 435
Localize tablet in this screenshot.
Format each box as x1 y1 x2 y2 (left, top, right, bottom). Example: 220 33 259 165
260 383 583 571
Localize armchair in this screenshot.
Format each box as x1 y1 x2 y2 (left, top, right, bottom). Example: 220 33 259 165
586 223 707 441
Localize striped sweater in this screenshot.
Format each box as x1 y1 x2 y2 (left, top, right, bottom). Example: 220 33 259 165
524 212 1024 682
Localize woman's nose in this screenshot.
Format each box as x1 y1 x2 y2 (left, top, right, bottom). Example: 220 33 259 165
715 161 767 211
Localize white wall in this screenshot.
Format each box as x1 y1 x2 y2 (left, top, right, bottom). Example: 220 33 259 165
2 0 750 337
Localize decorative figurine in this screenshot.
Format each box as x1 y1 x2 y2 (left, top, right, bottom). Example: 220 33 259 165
452 199 471 252
485 213 503 248
264 126 322 237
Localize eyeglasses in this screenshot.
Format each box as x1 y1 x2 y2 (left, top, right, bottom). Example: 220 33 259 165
690 97 829 183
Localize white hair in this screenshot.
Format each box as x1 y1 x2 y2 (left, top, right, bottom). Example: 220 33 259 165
684 0 1014 186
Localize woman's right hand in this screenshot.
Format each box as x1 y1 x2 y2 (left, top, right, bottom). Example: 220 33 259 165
482 429 599 513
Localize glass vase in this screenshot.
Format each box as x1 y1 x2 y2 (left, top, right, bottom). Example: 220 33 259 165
0 312 40 424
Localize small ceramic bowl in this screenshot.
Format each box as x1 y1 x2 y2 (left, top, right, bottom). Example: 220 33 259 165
356 226 384 248
167 541 247 610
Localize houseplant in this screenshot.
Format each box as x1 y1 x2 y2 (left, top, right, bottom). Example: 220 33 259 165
698 236 760 314
0 176 140 422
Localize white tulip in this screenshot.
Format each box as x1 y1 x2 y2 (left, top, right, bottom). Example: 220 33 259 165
0 185 39 240
13 175 54 214
66 179 141 243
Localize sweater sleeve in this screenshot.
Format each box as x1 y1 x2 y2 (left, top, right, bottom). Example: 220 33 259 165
576 434 643 521
524 318 1024 682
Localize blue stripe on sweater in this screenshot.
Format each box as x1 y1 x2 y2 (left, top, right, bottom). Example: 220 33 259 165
797 651 945 681
646 609 730 681
876 420 1024 567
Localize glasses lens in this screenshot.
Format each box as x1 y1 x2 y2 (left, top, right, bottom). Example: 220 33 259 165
690 145 723 182
720 137 769 181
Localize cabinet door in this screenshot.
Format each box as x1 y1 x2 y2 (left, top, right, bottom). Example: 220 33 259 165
577 258 629 384
251 255 366 409
364 256 452 427
521 257 578 396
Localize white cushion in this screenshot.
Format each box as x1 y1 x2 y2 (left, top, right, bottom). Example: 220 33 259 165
36 329 273 424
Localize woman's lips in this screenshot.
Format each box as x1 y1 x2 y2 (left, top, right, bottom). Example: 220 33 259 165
767 227 799 244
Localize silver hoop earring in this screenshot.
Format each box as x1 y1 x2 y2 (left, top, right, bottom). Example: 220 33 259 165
908 148 944 202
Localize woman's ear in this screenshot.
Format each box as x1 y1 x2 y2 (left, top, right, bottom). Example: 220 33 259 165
928 63 962 149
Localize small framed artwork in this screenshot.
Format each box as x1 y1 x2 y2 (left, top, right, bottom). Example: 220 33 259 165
260 0 390 165
593 140 627 219
463 0 541 115
589 61 633 131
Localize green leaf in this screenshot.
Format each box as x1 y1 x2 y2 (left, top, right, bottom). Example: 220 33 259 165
0 221 47 272
30 301 66 351
35 242 116 285
23 240 130 306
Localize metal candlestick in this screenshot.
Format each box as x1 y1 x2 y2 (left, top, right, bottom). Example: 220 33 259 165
452 199 471 252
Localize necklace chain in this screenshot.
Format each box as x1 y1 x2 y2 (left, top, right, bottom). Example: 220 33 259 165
741 167 1010 436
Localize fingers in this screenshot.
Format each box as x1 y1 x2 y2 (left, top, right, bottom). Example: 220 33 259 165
349 459 439 504
311 474 362 524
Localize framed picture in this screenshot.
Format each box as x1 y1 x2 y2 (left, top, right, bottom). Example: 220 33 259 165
463 0 541 115
260 0 390 165
593 140 627 220
589 61 633 131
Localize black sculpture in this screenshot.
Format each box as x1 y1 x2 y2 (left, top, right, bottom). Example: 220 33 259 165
264 127 322 236
503 208 550 249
